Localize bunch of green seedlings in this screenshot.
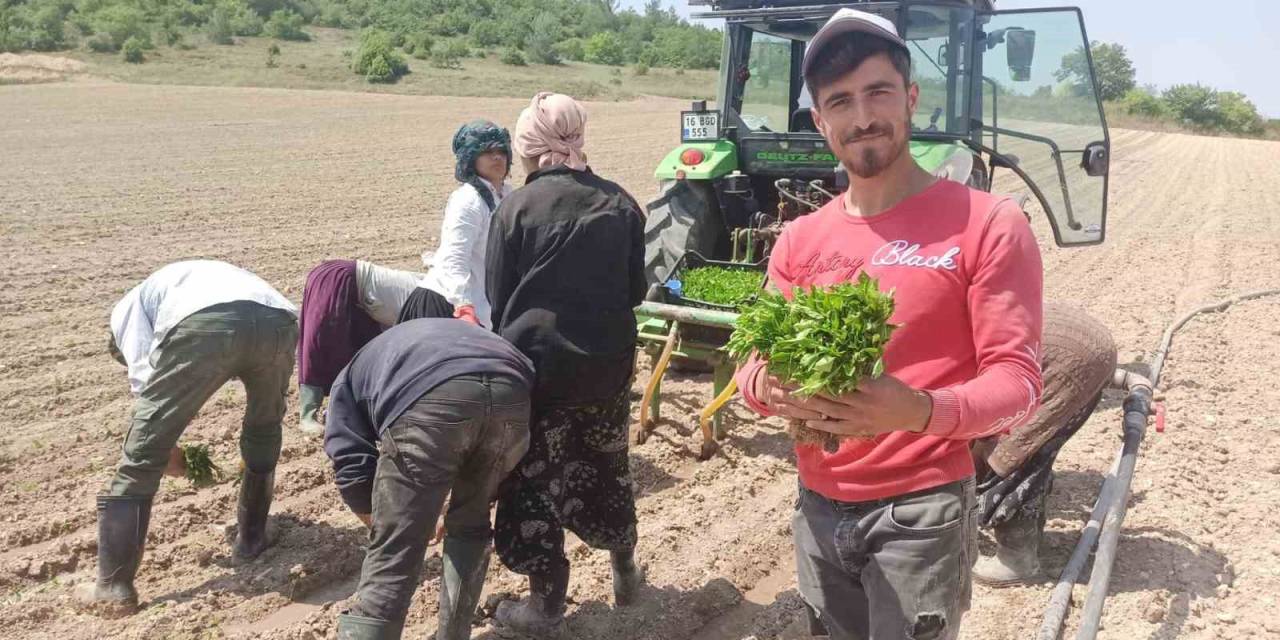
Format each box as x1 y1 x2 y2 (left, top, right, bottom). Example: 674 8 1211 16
727 273 897 449
679 266 764 308
182 443 223 487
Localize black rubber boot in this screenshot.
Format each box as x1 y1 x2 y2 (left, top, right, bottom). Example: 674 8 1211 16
973 492 1047 587
74 495 152 615
610 549 645 607
436 536 490 640
493 565 569 638
336 612 404 640
233 468 274 561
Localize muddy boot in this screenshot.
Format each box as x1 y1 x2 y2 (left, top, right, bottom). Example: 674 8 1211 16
74 495 152 615
436 537 490 640
610 549 645 607
299 384 325 437
493 565 569 638
336 612 404 640
232 468 274 561
973 507 1045 587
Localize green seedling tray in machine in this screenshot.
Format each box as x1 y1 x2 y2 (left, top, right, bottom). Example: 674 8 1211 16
660 251 767 314
633 252 767 459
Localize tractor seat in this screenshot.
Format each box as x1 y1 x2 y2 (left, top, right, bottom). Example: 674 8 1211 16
790 108 817 132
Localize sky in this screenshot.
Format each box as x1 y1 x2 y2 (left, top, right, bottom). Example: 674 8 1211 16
622 0 1280 117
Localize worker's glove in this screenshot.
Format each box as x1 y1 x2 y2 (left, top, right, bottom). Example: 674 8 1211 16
453 305 479 325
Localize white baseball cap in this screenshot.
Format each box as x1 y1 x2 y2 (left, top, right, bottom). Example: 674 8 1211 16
801 8 908 79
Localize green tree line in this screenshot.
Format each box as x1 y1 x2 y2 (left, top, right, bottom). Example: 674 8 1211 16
1055 40 1273 138
0 0 722 71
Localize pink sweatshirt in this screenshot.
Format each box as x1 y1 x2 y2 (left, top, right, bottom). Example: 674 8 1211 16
735 180 1043 502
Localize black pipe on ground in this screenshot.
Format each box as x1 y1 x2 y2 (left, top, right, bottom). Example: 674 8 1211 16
1038 288 1280 640
1075 383 1153 640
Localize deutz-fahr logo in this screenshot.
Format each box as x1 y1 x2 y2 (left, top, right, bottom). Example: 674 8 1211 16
755 150 837 163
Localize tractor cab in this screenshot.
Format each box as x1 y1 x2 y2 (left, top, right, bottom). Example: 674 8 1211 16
647 0 1112 283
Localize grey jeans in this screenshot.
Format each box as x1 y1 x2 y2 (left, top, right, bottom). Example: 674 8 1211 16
350 374 531 622
792 478 978 640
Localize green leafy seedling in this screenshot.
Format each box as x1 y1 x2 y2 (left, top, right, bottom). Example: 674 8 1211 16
727 272 897 449
679 266 764 308
182 444 222 487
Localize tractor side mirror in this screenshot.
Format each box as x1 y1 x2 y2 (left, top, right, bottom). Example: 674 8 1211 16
1081 141 1108 177
1005 28 1035 81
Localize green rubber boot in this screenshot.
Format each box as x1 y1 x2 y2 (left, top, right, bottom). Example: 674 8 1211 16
436 536 490 640
336 613 404 640
299 384 325 437
74 495 152 615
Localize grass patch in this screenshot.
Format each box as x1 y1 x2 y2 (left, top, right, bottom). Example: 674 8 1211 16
64 27 717 102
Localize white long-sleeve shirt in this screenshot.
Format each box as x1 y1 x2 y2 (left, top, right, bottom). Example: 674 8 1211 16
418 179 511 328
109 260 297 395
355 260 422 327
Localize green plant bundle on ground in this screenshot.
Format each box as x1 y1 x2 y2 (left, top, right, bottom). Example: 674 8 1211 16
727 273 897 449
679 266 763 308
182 443 222 487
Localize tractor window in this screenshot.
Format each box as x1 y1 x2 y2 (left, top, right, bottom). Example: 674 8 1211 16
982 9 1109 245
739 32 794 132
904 5 975 135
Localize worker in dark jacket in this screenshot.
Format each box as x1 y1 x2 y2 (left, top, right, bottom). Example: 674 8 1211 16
485 92 647 637
323 319 534 640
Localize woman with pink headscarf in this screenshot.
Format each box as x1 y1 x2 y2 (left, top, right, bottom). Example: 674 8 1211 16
485 92 648 636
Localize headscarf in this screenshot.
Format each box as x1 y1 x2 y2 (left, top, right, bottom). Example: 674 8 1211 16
452 119 512 211
513 92 588 171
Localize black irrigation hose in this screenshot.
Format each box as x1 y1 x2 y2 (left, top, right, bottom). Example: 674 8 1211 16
1039 288 1280 640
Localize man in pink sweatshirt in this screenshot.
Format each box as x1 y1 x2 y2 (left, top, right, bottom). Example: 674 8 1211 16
734 9 1043 640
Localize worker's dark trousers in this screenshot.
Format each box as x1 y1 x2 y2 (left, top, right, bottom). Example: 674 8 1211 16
109 301 297 496
792 478 978 640
349 374 531 623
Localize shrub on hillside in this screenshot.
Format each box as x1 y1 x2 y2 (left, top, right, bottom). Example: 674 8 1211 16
1121 88 1166 119
121 35 144 62
525 13 559 65
264 10 309 42
85 32 116 52
468 19 500 48
429 39 467 69
500 47 526 66
404 30 432 58
91 5 149 49
632 62 648 76
584 31 624 66
352 29 407 83
205 6 234 44
555 37 584 62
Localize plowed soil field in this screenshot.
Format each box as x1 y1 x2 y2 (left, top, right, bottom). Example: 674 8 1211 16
2 82 1278 640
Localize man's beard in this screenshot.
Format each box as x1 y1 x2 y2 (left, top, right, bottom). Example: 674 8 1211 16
838 114 910 179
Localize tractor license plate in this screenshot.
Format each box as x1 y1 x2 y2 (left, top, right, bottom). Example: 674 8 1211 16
681 111 720 142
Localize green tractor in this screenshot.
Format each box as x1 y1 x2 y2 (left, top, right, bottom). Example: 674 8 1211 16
635 0 1112 459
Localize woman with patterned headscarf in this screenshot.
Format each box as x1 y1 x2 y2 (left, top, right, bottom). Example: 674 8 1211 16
486 93 648 637
398 120 513 327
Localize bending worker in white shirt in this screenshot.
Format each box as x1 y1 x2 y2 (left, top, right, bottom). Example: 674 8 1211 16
398 120 513 327
296 259 421 436
78 260 298 614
